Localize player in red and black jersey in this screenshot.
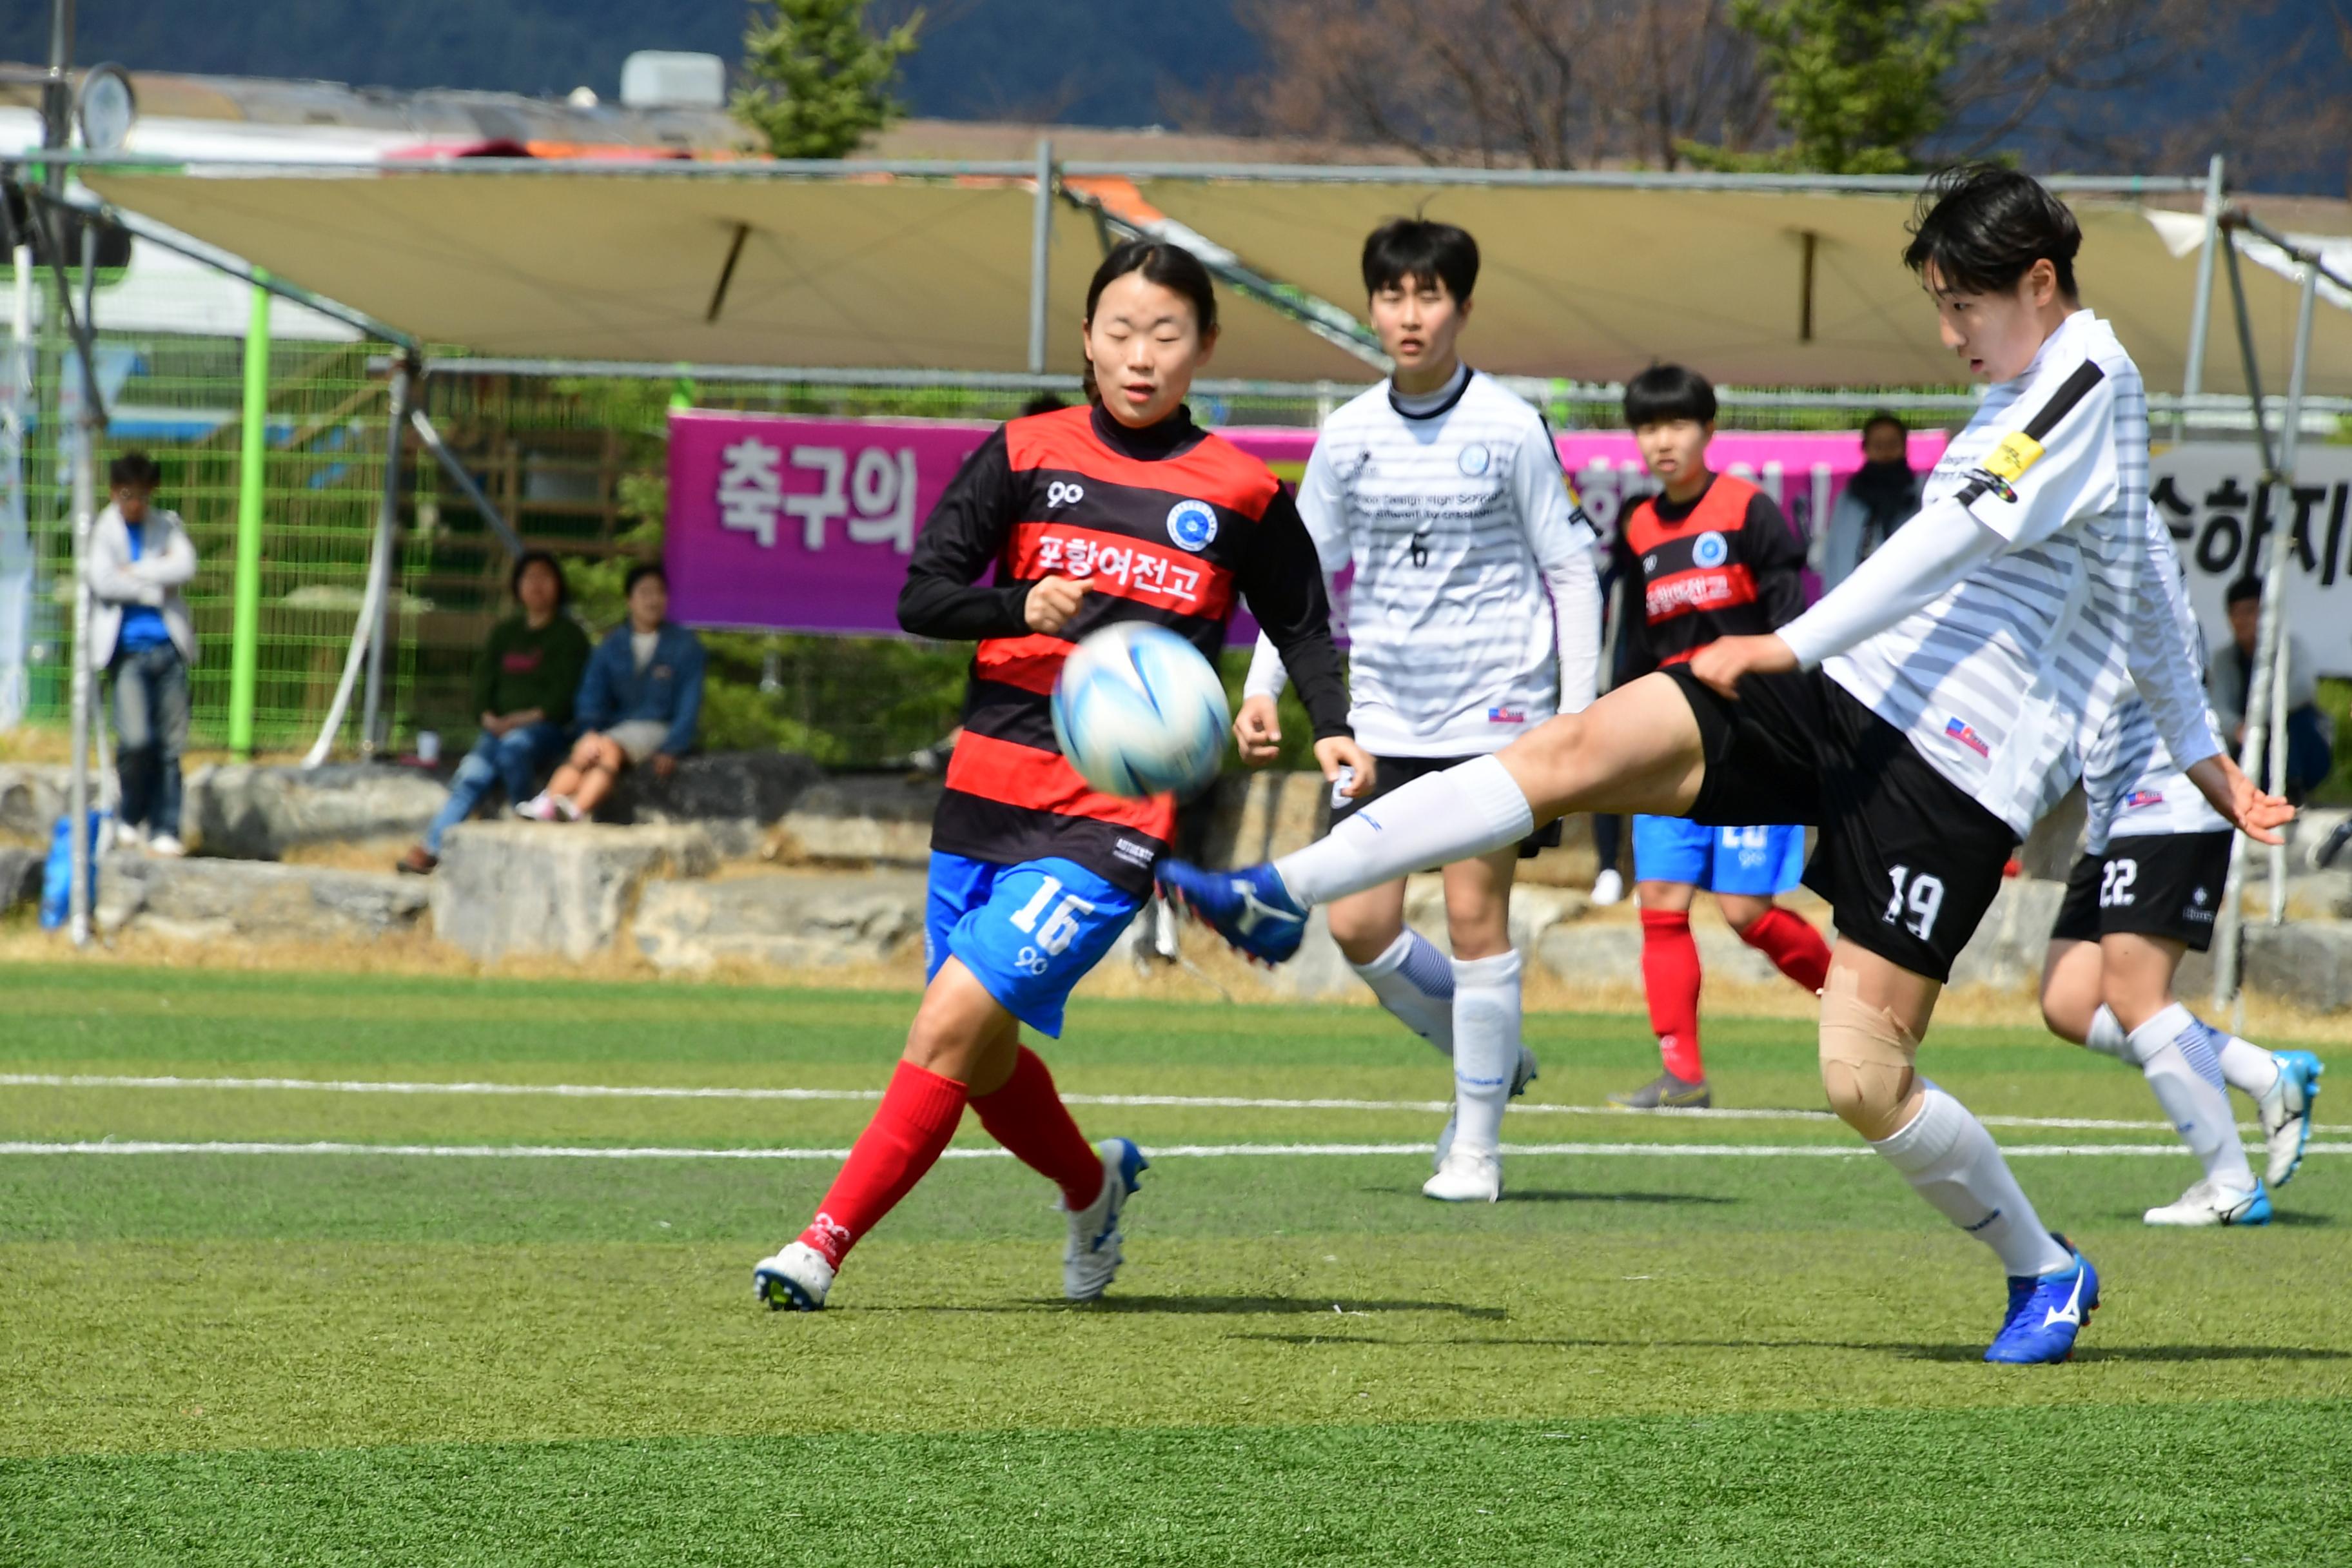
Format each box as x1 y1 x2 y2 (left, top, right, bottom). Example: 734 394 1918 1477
753 240 1364 1313
1607 365 1831 1110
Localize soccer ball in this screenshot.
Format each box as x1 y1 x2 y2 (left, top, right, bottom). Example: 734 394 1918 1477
1051 622 1231 798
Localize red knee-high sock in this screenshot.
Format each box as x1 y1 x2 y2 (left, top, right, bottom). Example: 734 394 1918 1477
1640 908 1704 1081
969 1046 1104 1211
1738 906 1831 994
799 1061 967 1269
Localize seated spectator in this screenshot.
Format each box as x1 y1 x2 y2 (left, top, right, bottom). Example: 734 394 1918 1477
398 551 590 873
518 564 705 822
1811 411 1921 594
85 451 197 857
2211 575 2334 803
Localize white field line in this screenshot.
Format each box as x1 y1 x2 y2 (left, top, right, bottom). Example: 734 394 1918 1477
5 1139 2349 1161
0 1073 2316 1136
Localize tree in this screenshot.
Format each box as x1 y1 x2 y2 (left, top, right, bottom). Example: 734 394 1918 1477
733 0 923 160
1685 0 1990 173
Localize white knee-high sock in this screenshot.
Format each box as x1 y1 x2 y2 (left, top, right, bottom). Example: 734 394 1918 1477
1274 756 1534 906
1871 1088 2072 1278
2214 1030 2282 1102
2131 1004 2256 1190
2082 1004 2135 1062
1447 949 1524 1157
1351 929 1455 1058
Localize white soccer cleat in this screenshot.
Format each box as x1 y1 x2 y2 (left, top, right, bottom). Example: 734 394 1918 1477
1422 1147 1502 1203
1433 1043 1540 1170
1591 868 1625 906
2257 1051 2324 1188
2143 1177 2272 1228
1064 1138 1148 1302
752 1240 835 1311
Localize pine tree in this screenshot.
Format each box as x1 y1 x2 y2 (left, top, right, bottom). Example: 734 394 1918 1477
732 0 923 160
1685 0 1989 173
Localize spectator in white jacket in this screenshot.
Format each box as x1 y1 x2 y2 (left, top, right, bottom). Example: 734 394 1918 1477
83 451 198 855
1810 413 1923 594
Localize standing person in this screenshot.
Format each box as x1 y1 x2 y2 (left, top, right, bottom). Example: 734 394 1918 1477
1161 166 2292 1364
1813 413 1924 594
2039 572 2323 1223
751 240 1362 1311
398 551 589 873
2210 576 2333 803
517 565 704 822
1233 217 1602 1202
1606 365 1832 1112
84 451 196 857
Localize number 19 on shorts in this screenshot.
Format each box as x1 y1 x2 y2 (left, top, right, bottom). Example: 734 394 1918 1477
1883 865 1945 941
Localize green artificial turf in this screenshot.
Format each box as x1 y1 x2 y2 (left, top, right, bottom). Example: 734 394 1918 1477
3 963 2347 1564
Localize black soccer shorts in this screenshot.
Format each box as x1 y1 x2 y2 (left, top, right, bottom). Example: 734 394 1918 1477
1329 752 1563 861
2050 830 2233 952
1663 665 2017 984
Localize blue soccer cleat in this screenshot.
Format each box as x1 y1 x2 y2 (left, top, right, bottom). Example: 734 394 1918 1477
1155 859 1309 965
1984 1242 2099 1364
2260 1050 2324 1188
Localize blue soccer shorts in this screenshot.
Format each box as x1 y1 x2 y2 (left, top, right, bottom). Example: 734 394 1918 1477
925 852 1142 1038
1631 815 1805 896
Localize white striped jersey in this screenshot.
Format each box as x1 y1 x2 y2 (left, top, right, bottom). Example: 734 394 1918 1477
1823 309 2215 839
2084 524 2230 850
1244 368 1601 757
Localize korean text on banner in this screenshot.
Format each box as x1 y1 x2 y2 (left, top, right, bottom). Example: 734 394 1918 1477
2153 444 2352 680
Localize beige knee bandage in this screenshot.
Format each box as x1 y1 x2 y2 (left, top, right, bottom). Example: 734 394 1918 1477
1818 970 1925 1141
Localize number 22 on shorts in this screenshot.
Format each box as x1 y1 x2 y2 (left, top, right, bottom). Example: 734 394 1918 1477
1883 864 1945 941
1008 874 1095 958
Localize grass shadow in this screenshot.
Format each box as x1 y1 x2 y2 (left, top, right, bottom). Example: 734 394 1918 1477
1405 1337 2352 1364
859 1295 1510 1319
1504 1190 1739 1206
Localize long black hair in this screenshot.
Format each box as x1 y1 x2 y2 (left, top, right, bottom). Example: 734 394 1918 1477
1080 239 1219 405
509 548 569 607
1904 165 2081 300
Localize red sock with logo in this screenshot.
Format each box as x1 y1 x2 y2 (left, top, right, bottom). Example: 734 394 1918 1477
970 1046 1104 1211
798 1061 967 1269
1641 908 1705 1081
1738 906 1832 995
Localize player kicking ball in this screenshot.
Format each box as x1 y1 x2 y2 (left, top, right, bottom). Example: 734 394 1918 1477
1161 166 2292 1364
2039 598 2323 1225
1232 218 1602 1202
1603 366 1831 1112
753 240 1362 1310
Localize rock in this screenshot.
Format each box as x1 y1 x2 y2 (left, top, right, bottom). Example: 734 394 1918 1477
605 752 823 826
431 821 718 963
186 763 450 860
1535 919 1783 989
770 775 943 868
0 843 43 910
1193 770 1329 868
2239 921 2352 1013
1945 877 2067 992
0 763 68 840
93 853 427 943
634 870 926 971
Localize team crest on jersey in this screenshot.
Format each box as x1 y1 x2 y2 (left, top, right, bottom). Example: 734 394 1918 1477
1944 716 1991 758
1457 442 1491 476
1165 499 1219 553
2124 789 2165 810
1691 531 1729 568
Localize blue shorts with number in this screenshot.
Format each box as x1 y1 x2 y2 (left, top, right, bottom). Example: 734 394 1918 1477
926 852 1142 1038
1631 815 1805 896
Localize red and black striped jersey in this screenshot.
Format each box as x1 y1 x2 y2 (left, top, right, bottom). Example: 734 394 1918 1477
899 404 1350 894
1610 472 1806 678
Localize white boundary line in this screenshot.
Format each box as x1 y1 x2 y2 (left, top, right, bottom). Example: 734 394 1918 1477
1 1072 2316 1135
6 1138 2347 1161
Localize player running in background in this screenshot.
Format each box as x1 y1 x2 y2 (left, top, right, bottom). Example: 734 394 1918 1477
1161 166 2291 1364
1235 218 1602 1202
1604 366 1831 1112
753 240 1364 1311
2039 566 2323 1226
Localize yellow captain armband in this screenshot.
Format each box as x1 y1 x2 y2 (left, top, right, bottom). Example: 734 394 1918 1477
1981 433 2045 484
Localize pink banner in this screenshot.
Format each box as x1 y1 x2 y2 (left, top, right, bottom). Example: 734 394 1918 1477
666 411 1945 636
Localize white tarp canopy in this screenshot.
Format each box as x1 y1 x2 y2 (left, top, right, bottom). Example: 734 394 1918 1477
66 158 2352 392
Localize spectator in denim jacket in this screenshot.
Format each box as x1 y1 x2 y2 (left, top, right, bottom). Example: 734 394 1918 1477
518 564 705 821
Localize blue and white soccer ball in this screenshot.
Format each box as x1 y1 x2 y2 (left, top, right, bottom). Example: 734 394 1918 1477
1051 622 1230 798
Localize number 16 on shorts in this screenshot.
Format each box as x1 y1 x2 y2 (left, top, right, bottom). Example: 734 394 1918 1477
1883 863 1946 941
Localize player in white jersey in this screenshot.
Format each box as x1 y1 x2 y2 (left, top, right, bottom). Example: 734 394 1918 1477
1161 166 2292 1363
2038 561 2324 1224
1234 218 1602 1202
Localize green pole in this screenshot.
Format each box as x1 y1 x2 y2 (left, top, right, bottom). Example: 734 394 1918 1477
228 280 270 757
